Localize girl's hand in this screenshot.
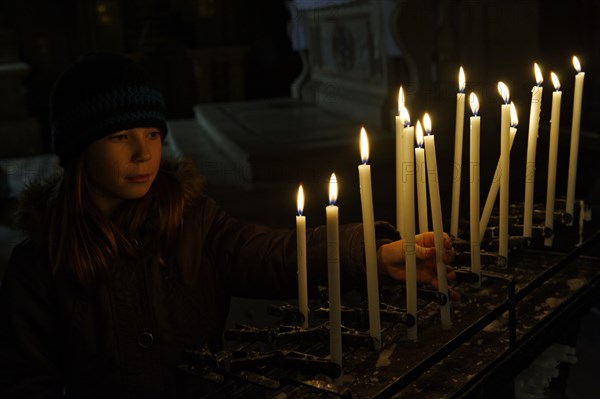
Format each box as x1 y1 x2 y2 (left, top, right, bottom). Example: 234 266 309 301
377 232 459 300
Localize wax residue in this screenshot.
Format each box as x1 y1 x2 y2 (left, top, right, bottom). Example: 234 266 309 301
376 343 397 368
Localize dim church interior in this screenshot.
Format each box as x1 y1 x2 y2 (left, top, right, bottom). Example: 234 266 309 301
1 0 600 397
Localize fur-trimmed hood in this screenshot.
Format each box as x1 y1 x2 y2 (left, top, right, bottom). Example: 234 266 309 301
13 157 205 241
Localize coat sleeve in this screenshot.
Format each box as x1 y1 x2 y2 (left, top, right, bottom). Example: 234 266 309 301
196 196 399 299
0 240 65 398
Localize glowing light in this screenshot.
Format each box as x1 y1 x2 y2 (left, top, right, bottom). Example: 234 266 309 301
416 120 424 147
423 113 432 135
573 56 582 73
534 63 543 86
398 87 405 115
329 173 338 205
510 102 518 127
498 82 510 104
297 185 304 215
470 92 479 116
360 127 369 164
551 72 561 91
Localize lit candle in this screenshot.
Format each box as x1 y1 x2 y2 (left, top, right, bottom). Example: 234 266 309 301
469 93 481 284
545 72 562 247
296 185 309 329
415 121 428 233
479 112 517 235
326 173 342 368
451 66 466 238
357 127 382 348
498 82 511 259
396 87 406 237
565 56 585 224
523 63 544 238
401 111 417 341
423 113 451 329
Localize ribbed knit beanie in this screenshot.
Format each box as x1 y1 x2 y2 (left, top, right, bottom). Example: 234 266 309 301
50 52 168 166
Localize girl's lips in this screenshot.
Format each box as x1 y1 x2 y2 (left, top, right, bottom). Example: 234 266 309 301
125 174 151 183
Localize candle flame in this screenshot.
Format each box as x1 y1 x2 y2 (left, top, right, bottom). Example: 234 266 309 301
328 173 338 205
551 72 561 90
423 113 432 135
534 63 543 86
497 81 510 104
458 66 466 92
398 86 405 115
469 92 479 116
416 120 424 147
573 56 582 73
360 127 369 164
510 102 518 127
401 105 411 127
297 185 304 215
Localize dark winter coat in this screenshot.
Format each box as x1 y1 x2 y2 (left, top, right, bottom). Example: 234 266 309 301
0 159 398 398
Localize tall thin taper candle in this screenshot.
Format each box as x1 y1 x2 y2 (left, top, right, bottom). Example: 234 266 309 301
545 73 562 247
296 185 309 329
401 113 417 341
358 128 382 349
524 63 544 238
566 56 585 224
451 67 466 238
498 82 511 259
396 88 406 237
423 113 451 329
479 124 517 235
415 121 428 233
469 93 481 284
326 173 342 368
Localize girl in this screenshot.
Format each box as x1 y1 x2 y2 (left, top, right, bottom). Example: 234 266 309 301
0 52 455 398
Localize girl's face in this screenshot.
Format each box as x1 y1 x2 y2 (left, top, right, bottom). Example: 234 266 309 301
84 127 163 216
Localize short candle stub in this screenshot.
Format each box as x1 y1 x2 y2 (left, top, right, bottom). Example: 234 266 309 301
563 213 573 225
543 226 554 239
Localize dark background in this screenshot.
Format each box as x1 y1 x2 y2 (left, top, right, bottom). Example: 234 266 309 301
1 0 598 147
1 0 599 228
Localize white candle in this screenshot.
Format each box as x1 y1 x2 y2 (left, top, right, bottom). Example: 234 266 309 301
545 73 562 247
498 82 511 259
415 121 428 233
566 56 585 224
479 125 517 235
423 113 451 329
523 63 544 238
296 185 309 329
401 115 417 341
469 93 481 284
357 127 382 349
326 173 342 368
396 87 406 237
451 66 466 238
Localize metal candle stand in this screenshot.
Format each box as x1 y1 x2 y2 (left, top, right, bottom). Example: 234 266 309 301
179 197 598 398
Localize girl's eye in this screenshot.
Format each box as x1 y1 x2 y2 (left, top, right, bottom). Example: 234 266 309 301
149 131 162 139
109 134 128 141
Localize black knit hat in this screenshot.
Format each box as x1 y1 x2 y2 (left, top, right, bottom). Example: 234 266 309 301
50 52 168 166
